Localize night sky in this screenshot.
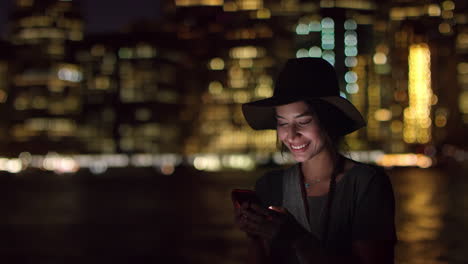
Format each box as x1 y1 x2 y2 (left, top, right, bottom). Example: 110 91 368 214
0 0 160 39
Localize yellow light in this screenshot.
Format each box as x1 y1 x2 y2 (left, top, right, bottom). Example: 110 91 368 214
201 0 223 6
239 59 253 68
435 115 447 127
223 2 237 11
95 76 110 90
373 52 387 65
374 108 392 121
237 0 262 10
209 81 223 94
460 91 468 114
376 154 433 168
256 8 271 19
161 164 175 175
391 120 403 133
390 8 405 20
457 63 468 74
209 57 225 70
255 84 272 97
427 4 441 16
0 90 7 103
438 23 451 34
442 0 455 10
405 44 432 144
229 46 264 59
233 91 250 103
441 10 453 19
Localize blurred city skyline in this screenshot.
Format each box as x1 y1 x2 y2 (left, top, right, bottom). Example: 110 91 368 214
0 0 467 173
0 0 161 38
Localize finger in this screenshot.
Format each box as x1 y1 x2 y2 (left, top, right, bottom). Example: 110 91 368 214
268 206 287 214
250 204 273 218
243 209 268 224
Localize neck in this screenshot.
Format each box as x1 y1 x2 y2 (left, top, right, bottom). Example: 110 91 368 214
300 149 337 181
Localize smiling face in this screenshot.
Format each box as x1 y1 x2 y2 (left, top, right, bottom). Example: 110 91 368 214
275 101 327 163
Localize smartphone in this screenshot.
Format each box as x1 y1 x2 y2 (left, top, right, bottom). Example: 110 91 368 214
231 189 261 209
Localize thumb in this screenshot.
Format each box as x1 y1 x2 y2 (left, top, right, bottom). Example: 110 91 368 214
268 206 288 214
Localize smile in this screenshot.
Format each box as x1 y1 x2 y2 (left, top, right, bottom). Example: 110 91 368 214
290 143 309 150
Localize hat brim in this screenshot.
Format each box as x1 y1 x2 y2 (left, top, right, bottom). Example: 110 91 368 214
242 96 366 136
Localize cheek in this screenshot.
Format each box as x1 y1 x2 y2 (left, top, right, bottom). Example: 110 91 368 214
304 128 322 140
277 129 287 141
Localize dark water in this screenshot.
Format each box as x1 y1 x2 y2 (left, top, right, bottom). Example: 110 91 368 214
0 162 467 263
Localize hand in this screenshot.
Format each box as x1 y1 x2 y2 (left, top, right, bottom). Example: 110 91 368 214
240 204 308 247
234 202 260 240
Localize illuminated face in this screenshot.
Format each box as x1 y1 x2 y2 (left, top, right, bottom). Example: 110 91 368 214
275 101 326 163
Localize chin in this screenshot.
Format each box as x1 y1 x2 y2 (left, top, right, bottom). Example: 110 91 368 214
291 154 310 163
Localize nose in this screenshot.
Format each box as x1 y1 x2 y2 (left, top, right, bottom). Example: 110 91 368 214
286 124 301 142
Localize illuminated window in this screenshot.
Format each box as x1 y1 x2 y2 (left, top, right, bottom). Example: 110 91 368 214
119 47 133 59
404 44 432 144
229 46 265 59
344 31 357 46
427 4 441 16
309 21 321 32
57 64 82 83
209 58 225 70
442 0 455 10
439 23 452 34
344 19 357 30
460 91 468 114
237 0 262 10
32 96 48 109
309 46 322 57
94 76 110 90
256 8 271 19
136 43 155 58
322 50 335 65
296 49 309 58
374 109 392 121
457 33 468 50
209 81 224 94
296 23 309 35
345 57 358 67
239 59 253 68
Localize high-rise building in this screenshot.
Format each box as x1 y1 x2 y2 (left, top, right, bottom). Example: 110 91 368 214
5 0 84 155
166 1 285 156
288 0 382 150
0 40 11 153
76 29 186 154
454 0 468 145
386 0 463 151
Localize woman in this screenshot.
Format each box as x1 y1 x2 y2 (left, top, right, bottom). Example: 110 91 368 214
234 58 396 264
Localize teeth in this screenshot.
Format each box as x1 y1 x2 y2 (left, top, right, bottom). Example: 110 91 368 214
291 143 307 150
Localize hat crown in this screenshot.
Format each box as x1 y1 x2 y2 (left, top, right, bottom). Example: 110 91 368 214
274 58 340 98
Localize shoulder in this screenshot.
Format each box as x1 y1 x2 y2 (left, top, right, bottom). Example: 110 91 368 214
347 161 393 199
348 161 389 184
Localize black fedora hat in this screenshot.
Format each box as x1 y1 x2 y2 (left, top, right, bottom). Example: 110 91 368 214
242 57 366 136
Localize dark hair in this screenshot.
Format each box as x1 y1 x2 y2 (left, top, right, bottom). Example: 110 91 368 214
275 100 347 246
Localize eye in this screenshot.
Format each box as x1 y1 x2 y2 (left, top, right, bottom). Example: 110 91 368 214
298 119 313 126
277 122 288 127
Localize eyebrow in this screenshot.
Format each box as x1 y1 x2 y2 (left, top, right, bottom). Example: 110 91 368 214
275 111 313 119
